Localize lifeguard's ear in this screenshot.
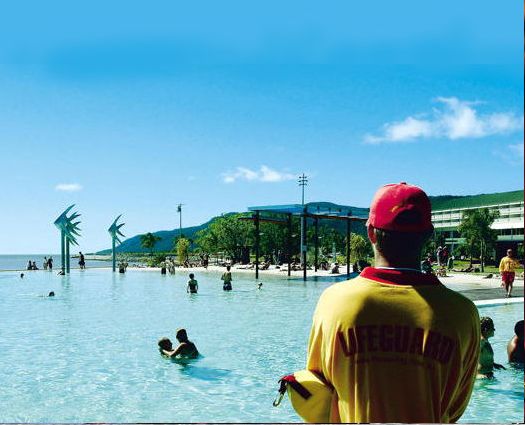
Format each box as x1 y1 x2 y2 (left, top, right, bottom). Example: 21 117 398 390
367 225 377 244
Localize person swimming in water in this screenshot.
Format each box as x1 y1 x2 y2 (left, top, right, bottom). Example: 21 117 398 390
158 328 199 359
187 273 198 294
478 316 506 378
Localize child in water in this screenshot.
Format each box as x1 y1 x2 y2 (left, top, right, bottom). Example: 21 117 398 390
477 316 506 378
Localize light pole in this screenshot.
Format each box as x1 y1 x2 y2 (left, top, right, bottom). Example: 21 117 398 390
177 204 185 240
298 173 308 265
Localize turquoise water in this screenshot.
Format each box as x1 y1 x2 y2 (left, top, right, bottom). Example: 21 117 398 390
0 269 522 422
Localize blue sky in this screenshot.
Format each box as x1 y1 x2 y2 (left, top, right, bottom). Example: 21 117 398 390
0 1 523 254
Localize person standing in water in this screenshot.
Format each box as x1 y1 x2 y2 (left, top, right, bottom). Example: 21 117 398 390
477 316 506 379
187 273 198 294
221 265 233 291
47 257 53 271
78 252 86 269
507 320 524 363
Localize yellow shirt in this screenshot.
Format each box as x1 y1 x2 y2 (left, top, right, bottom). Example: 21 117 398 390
306 268 480 423
499 256 520 273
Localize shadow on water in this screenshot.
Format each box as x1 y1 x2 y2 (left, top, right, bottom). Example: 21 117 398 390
175 362 232 382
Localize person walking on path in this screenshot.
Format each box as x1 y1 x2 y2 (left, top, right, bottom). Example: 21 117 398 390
221 265 233 291
499 249 522 298
301 182 480 423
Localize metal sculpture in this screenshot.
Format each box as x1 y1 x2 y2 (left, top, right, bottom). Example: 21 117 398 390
54 205 81 274
108 215 125 272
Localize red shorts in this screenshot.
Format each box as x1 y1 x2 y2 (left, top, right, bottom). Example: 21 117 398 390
502 271 515 285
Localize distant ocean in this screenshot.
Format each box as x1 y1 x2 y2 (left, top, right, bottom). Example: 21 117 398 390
0 255 112 271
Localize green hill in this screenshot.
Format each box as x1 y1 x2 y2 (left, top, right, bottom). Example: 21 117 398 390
96 217 218 254
97 190 523 254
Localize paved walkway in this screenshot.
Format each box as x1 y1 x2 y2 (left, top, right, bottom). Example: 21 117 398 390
458 286 524 302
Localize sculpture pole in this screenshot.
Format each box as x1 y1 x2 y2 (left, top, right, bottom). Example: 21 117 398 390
54 205 81 275
108 215 125 273
66 239 70 273
112 238 116 272
61 229 66 274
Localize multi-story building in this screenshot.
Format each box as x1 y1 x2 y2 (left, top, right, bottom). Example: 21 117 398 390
431 190 524 260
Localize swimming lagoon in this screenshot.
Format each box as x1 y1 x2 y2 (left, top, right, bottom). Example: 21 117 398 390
0 269 522 422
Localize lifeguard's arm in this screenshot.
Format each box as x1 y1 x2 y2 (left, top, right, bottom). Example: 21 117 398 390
449 314 481 423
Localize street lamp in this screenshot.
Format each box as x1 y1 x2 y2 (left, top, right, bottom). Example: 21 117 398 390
298 174 308 265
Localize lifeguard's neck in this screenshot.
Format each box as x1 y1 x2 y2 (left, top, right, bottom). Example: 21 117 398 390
373 253 422 270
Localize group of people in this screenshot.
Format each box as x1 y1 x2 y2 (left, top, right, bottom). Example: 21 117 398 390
158 328 199 360
184 266 236 294
25 253 91 272
278 182 523 424
27 257 53 271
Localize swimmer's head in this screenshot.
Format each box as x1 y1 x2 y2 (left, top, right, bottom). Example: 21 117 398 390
20 273 24 278
189 273 194 279
258 283 263 289
158 337 173 351
514 320 524 338
480 317 495 337
176 328 188 342
48 291 55 297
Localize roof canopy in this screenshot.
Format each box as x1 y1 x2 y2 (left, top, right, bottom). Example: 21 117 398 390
248 201 369 220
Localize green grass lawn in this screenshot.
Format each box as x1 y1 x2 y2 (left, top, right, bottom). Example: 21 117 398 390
447 259 499 274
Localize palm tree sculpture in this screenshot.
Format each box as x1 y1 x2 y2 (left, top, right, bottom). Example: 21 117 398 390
53 205 81 274
108 215 125 272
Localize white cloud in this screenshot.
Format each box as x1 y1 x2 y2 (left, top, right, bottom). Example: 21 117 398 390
508 143 524 158
222 165 295 184
55 183 83 192
492 142 524 165
365 97 524 144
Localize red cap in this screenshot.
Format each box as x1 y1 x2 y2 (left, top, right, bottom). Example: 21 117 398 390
367 182 434 233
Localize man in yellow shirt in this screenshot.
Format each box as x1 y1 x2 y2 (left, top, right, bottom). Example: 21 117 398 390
304 183 480 423
499 249 521 298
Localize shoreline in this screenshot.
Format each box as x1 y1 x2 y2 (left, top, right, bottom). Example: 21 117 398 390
4 263 523 287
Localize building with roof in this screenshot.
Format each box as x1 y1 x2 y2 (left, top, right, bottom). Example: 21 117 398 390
430 190 524 259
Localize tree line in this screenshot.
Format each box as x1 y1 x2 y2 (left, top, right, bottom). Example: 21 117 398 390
139 208 508 269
